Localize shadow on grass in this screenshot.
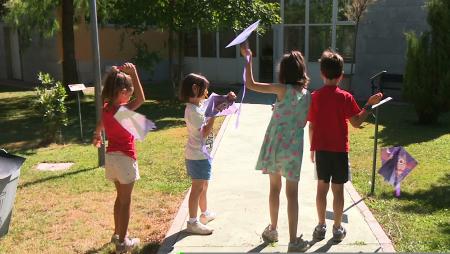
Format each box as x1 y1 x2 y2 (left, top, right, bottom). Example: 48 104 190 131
379 173 450 214
375 104 450 146
18 167 97 189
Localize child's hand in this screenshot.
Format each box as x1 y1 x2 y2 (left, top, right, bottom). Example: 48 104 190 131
367 92 383 105
310 151 315 163
119 62 137 76
92 134 102 148
227 91 237 101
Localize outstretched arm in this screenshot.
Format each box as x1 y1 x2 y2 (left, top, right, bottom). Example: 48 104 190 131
349 93 383 127
122 62 146 111
241 45 286 101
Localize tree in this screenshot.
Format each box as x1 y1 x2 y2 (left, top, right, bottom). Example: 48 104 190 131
3 0 113 94
404 0 450 124
111 0 280 96
343 0 377 93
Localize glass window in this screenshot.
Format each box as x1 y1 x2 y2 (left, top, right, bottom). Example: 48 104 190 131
219 30 236 58
310 0 332 24
336 25 355 62
284 0 305 24
338 0 353 21
309 26 332 61
184 31 198 57
200 31 216 57
284 26 305 53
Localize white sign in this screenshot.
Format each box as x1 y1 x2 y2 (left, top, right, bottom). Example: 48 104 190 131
68 83 86 92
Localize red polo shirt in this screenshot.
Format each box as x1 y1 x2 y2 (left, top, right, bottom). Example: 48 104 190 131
307 85 361 152
102 104 137 160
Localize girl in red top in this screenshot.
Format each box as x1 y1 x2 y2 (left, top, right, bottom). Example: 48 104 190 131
92 63 145 254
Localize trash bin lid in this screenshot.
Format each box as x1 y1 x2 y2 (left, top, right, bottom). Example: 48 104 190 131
0 150 26 179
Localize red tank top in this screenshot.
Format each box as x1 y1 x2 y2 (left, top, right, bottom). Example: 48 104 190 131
102 104 136 160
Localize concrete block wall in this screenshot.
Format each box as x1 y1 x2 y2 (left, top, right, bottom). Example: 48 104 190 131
352 0 428 99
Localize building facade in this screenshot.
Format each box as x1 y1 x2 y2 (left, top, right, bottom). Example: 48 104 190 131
0 0 428 99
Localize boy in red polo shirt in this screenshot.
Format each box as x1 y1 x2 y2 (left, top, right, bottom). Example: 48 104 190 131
307 49 382 242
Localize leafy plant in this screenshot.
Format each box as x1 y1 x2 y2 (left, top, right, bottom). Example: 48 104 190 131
404 0 450 124
132 41 160 77
34 72 68 144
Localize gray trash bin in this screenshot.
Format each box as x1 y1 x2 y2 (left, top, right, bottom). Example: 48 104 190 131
0 149 25 238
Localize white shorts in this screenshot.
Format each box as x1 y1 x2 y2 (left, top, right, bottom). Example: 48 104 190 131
105 152 140 184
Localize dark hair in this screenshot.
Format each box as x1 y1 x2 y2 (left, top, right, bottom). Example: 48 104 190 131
101 68 133 103
179 73 210 102
279 51 310 88
319 49 344 80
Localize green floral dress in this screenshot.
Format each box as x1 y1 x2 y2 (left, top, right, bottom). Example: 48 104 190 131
255 85 311 181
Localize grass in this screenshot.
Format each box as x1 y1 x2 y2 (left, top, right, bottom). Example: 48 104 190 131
349 103 450 252
0 82 228 254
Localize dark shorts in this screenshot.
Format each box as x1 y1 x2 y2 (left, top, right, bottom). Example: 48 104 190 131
185 159 211 180
315 151 350 184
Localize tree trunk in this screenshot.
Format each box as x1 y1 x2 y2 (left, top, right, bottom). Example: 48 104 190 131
348 22 359 94
176 30 185 96
62 0 79 98
168 28 175 97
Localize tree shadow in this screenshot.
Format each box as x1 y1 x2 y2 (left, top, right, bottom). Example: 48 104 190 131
375 104 450 146
379 173 450 214
156 229 190 254
18 167 97 189
246 242 269 253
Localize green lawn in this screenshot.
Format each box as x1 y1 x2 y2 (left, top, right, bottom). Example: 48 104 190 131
349 103 450 252
0 83 227 254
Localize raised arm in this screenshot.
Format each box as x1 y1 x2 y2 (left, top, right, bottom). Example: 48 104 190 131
122 62 145 111
241 46 286 101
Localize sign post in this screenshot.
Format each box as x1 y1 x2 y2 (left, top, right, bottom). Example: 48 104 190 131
68 84 87 141
369 70 391 196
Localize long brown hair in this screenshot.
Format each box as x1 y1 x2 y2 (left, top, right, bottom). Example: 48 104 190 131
101 68 133 104
279 50 310 88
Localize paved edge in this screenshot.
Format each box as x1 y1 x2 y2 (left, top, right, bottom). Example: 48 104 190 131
344 182 396 252
158 114 396 253
158 115 233 254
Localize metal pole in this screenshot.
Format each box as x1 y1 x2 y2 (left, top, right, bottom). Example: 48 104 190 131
77 91 83 140
89 0 105 166
370 106 379 196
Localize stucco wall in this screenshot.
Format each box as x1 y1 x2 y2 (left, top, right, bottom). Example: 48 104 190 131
352 0 428 99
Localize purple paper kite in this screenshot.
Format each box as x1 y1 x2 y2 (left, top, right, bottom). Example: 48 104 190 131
203 93 238 118
378 146 418 196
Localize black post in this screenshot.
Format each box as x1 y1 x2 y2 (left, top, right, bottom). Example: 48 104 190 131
369 70 386 196
370 106 379 196
89 0 105 166
77 91 83 140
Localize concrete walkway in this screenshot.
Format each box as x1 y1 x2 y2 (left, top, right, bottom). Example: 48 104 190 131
159 99 394 253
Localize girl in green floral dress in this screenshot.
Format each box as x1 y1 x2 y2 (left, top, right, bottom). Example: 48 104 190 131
241 46 311 252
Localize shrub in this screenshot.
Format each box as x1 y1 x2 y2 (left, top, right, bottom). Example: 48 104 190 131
34 72 68 144
403 0 450 124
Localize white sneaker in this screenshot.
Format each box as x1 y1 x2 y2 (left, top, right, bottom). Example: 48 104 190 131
200 211 216 225
186 221 214 235
262 224 278 243
115 237 140 254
